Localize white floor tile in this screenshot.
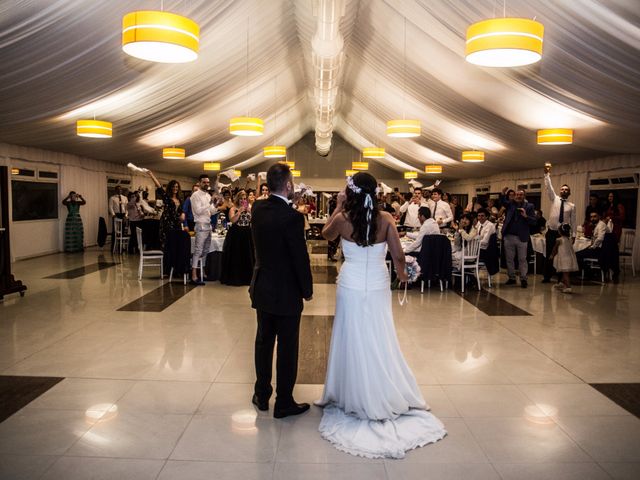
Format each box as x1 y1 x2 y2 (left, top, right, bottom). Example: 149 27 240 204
41 457 164 480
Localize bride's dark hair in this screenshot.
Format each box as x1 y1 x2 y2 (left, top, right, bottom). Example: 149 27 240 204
344 172 379 247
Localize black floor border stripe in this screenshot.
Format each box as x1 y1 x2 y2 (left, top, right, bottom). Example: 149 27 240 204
0 375 64 422
45 262 117 279
117 282 195 312
590 383 640 418
454 287 532 316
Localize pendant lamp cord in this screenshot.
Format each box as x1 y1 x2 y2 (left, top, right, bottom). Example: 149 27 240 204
402 17 407 120
246 17 250 117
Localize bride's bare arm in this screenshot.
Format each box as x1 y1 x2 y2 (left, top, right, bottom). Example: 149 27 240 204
382 212 408 282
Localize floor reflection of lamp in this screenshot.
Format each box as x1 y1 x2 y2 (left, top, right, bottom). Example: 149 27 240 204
0 166 27 300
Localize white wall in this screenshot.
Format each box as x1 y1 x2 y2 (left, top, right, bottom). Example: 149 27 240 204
1 143 194 261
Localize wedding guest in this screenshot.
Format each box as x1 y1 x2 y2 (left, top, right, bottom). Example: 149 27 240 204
475 208 496 250
108 185 128 246
146 170 185 249
542 165 576 283
403 207 440 254
126 192 145 253
247 189 257 209
220 190 254 286
450 196 464 222
530 209 547 235
502 189 536 288
327 193 340 261
390 193 402 216
576 211 610 274
139 190 156 216
379 193 396 214
190 174 218 285
399 187 428 228
182 184 199 231
427 188 454 228
258 183 270 200
583 193 602 237
550 223 578 293
452 213 478 270
603 191 625 241
217 189 233 227
62 191 86 253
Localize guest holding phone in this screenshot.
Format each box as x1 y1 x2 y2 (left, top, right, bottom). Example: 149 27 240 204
220 190 255 286
62 191 86 252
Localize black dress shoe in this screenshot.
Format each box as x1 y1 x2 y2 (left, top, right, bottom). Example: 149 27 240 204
273 401 310 419
541 278 551 284
251 394 268 411
521 280 528 288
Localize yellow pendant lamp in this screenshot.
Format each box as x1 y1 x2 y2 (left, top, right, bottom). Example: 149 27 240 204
203 162 221 171
291 170 301 177
76 120 112 138
352 161 369 171
122 11 199 63
278 160 295 169
465 18 544 67
229 117 264 136
404 171 418 179
462 151 485 163
345 170 357 177
537 129 573 145
362 147 385 158
387 119 421 138
162 147 185 159
425 165 443 174
234 170 242 177
264 145 286 158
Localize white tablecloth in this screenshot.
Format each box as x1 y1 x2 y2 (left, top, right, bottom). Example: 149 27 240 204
530 235 591 258
190 233 226 255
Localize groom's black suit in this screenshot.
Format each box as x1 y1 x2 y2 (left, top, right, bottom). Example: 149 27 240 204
250 195 313 407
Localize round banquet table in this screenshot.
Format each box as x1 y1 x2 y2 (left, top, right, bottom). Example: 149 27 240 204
530 234 592 258
190 232 226 281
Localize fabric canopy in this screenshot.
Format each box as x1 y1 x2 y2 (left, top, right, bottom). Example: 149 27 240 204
0 0 639 179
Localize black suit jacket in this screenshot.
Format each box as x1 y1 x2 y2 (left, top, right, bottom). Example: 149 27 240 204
250 196 313 316
501 201 536 243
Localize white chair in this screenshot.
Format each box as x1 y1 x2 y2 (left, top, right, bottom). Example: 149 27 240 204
169 257 204 284
581 257 605 283
619 230 636 276
136 227 163 280
113 217 130 254
421 278 448 293
452 238 481 293
478 259 493 288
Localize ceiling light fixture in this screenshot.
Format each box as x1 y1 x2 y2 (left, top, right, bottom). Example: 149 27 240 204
291 170 301 177
203 162 221 171
264 76 285 157
362 147 385 158
279 160 295 168
352 161 369 171
387 18 421 138
345 170 357 177
122 10 199 63
404 171 418 179
162 147 185 159
537 128 573 145
465 17 544 67
76 119 112 138
425 165 443 174
462 150 485 162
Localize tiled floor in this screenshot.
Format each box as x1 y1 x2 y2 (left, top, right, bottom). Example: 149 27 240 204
0 246 639 479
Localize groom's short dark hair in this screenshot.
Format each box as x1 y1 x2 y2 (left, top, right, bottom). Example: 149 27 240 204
418 207 431 219
267 163 291 192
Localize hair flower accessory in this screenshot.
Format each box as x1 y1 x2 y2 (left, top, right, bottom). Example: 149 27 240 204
346 176 362 194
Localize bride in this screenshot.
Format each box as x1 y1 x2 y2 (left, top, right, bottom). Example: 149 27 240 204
316 172 446 459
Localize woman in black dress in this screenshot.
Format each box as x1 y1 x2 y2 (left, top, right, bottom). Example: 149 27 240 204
220 190 254 285
147 170 185 248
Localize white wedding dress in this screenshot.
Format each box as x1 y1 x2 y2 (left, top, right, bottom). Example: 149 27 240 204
316 239 446 459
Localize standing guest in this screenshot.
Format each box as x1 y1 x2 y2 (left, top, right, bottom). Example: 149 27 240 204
399 187 428 228
542 164 576 283
182 184 199 231
295 196 311 236
427 188 454 228
378 193 396 214
576 211 610 274
502 189 536 288
62 191 86 253
402 207 440 255
603 191 625 241
442 192 451 204
390 193 402 217
189 174 219 285
452 213 478 270
307 197 317 217
258 183 270 200
249 163 313 418
127 192 145 253
146 170 185 249
139 190 156 216
583 193 601 237
550 223 578 294
220 190 254 286
450 196 464 222
108 185 128 247
531 209 547 235
247 189 257 209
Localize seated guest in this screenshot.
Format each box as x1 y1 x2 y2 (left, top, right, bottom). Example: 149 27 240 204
403 207 440 254
450 196 463 222
452 213 478 270
378 193 396 214
475 208 496 250
399 187 428 228
427 188 454 228
530 209 547 235
576 211 609 273
583 193 601 237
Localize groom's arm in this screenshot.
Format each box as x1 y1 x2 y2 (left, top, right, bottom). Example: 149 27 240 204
284 212 313 300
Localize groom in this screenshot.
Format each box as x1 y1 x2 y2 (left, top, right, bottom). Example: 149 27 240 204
249 163 313 418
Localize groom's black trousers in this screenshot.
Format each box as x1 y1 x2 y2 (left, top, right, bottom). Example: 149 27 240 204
254 310 300 407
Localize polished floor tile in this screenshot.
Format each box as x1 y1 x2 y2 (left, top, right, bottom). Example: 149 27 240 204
117 282 195 312
41 457 164 480
492 462 611 480
0 454 58 480
590 383 640 417
443 385 543 418
117 380 211 414
45 261 117 279
0 375 63 422
25 378 133 411
158 460 274 480
384 462 501 480
275 462 386 480
456 289 532 316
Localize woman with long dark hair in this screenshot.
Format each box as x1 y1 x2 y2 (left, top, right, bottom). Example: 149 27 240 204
220 190 254 285
317 172 446 459
62 191 86 252
604 191 625 241
147 171 185 248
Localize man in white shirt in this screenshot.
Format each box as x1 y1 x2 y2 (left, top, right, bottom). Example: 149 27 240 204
542 165 576 282
108 186 128 247
427 188 453 228
576 211 610 275
475 208 496 250
403 207 440 254
399 187 428 229
189 174 219 285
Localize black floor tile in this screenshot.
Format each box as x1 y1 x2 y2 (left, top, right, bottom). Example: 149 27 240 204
117 282 195 312
590 383 640 418
45 262 117 279
311 265 338 284
0 375 64 422
455 288 532 316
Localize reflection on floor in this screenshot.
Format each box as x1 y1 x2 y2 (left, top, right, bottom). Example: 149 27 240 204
45 261 117 279
0 245 639 479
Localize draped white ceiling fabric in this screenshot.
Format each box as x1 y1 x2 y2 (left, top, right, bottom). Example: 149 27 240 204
1 0 639 180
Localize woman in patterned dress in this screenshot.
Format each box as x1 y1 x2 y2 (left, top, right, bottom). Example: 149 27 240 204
220 190 255 285
62 191 85 252
147 170 185 249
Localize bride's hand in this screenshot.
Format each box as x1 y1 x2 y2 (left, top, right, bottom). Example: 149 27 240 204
336 189 347 209
397 269 409 283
